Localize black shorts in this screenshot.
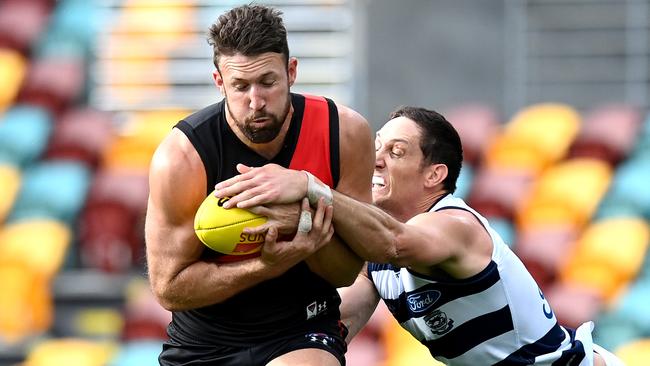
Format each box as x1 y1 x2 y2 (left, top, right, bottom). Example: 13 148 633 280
158 322 348 366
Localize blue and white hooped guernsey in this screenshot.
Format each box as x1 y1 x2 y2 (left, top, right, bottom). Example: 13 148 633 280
368 194 598 365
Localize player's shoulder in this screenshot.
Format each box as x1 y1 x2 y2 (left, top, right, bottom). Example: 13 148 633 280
331 101 372 142
181 101 224 127
151 128 203 177
335 102 369 126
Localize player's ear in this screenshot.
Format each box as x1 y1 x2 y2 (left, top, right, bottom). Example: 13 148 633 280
213 70 225 94
287 57 298 87
424 163 447 189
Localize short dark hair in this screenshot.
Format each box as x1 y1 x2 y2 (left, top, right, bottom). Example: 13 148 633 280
207 4 290 70
389 106 463 193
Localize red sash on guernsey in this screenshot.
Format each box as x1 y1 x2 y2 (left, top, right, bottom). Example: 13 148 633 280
288 94 334 188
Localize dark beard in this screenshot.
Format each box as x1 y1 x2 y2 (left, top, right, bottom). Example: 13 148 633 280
226 92 291 144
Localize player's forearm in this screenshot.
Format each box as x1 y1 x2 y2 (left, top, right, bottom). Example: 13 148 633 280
305 233 363 287
331 190 402 263
338 274 380 343
151 258 282 311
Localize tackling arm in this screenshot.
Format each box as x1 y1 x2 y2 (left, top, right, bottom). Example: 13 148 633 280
302 105 375 287
338 265 381 343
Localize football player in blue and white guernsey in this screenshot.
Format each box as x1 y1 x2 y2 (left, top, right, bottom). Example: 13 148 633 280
215 106 623 366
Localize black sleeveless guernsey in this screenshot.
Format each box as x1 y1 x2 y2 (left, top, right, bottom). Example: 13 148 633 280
169 93 343 346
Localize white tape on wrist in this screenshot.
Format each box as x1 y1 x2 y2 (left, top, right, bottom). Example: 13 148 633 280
303 171 333 206
297 209 312 233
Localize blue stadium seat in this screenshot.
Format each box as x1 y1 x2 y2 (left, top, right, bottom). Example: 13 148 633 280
614 278 650 336
7 160 91 225
630 113 650 159
486 216 516 248
455 164 473 200
46 0 104 51
0 105 52 168
596 156 650 220
107 340 164 366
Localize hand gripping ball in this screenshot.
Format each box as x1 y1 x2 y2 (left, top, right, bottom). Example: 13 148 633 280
194 193 267 256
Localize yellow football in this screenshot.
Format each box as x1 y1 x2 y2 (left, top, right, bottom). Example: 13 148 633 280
193 193 267 256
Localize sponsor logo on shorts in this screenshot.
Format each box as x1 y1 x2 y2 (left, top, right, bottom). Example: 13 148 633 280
305 332 335 346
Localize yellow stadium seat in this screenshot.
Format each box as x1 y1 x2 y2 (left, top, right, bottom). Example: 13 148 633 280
0 48 27 111
0 260 52 343
0 219 72 279
560 217 650 301
380 317 444 366
75 308 124 338
0 164 21 223
615 338 650 366
517 158 612 230
118 0 195 43
24 338 117 366
483 134 548 175
101 110 190 171
505 103 581 165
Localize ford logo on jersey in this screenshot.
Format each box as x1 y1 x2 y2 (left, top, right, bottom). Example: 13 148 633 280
406 290 441 315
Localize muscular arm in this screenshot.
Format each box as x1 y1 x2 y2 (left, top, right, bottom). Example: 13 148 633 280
145 129 322 311
338 265 380 343
330 192 492 276
215 173 479 274
303 105 375 286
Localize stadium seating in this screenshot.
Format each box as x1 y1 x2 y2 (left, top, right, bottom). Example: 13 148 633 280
616 339 650 366
0 0 52 55
516 158 612 230
0 260 52 344
1 1 650 365
0 164 20 223
568 103 642 166
559 217 650 302
0 219 71 280
444 103 500 167
7 160 91 226
0 105 52 168
22 338 115 366
44 107 115 169
0 48 26 112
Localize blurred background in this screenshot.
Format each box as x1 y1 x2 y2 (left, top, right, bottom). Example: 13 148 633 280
1 0 650 365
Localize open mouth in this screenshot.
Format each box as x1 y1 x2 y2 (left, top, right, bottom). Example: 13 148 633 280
372 175 386 190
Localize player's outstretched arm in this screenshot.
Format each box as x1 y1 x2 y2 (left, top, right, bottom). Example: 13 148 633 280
145 129 328 311
304 104 375 286
338 267 381 344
